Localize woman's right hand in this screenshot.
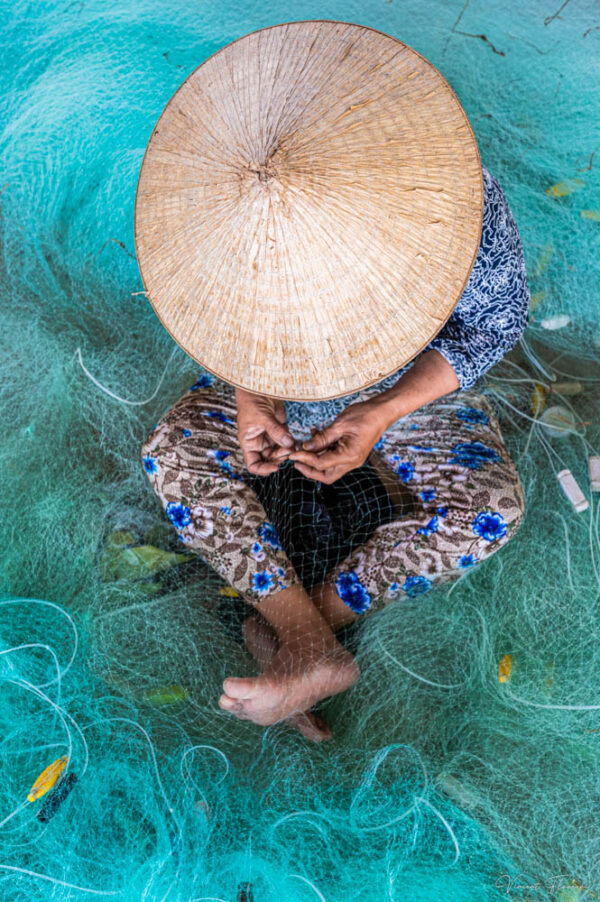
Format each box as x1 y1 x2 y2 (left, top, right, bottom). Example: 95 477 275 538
235 387 297 476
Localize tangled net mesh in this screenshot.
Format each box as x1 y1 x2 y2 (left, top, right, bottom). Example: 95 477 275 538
1 1 599 899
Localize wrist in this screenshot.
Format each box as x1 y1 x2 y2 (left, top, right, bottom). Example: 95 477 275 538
368 389 410 431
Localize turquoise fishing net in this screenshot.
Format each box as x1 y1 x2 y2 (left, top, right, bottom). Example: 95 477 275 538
1 1 600 899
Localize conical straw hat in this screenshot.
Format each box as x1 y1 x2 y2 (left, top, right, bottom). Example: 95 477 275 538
135 20 483 402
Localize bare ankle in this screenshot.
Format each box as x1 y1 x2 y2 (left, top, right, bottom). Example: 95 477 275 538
310 582 359 632
254 582 337 647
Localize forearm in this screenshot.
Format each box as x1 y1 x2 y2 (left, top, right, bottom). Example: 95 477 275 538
371 349 460 429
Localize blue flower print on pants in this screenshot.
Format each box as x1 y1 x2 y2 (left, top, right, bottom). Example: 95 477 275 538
143 454 158 475
417 516 439 537
209 449 230 462
336 571 372 614
472 511 507 542
166 501 192 530
204 409 235 425
449 441 502 470
252 570 276 595
389 455 415 482
457 553 477 569
207 449 243 481
258 520 283 550
402 575 432 597
456 407 490 426
250 542 265 562
189 374 215 390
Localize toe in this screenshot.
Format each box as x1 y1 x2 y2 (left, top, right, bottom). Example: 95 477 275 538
223 676 260 699
218 693 243 712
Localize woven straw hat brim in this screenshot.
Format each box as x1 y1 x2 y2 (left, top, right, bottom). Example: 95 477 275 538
135 20 483 401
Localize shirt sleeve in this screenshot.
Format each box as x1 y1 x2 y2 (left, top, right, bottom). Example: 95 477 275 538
422 166 531 391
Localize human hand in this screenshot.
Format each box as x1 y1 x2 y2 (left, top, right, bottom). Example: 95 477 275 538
288 398 391 484
235 387 298 476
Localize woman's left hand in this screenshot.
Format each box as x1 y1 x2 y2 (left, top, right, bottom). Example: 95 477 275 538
288 398 391 483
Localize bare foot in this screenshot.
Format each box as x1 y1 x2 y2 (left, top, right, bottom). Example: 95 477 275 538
219 626 359 728
241 615 332 742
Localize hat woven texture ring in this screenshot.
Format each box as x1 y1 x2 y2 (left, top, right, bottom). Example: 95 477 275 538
134 19 484 402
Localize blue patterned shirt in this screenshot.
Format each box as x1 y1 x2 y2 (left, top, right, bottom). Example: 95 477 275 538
284 164 530 434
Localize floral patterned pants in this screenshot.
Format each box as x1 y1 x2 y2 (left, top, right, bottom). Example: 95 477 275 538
141 374 525 617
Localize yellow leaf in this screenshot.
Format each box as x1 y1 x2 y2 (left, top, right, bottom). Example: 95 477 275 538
142 685 189 706
106 530 137 547
545 178 585 198
28 756 69 802
101 543 193 581
219 586 240 597
531 383 547 417
580 209 600 221
555 880 590 902
498 654 512 683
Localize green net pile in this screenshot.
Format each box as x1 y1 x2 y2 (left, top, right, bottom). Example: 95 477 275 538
1 1 599 899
